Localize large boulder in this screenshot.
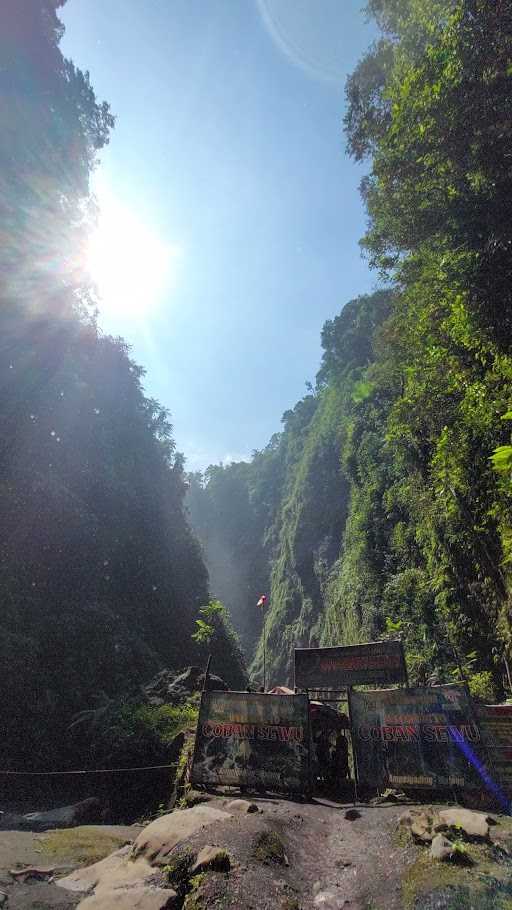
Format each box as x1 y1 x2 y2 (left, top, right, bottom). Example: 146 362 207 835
58 804 234 910
398 808 435 843
142 667 228 706
20 798 104 832
79 884 178 909
191 845 231 873
57 844 147 894
225 799 259 814
430 834 455 861
132 805 232 866
59 847 178 909
435 808 491 841
399 806 494 845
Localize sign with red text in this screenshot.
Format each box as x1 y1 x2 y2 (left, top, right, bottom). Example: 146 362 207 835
349 684 482 791
475 704 512 798
294 641 407 690
191 691 311 795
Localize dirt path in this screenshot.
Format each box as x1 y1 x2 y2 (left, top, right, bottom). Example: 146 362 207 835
180 796 416 909
277 797 414 908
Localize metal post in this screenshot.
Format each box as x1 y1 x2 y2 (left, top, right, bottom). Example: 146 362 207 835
347 686 358 805
263 612 267 691
504 656 512 695
202 654 212 692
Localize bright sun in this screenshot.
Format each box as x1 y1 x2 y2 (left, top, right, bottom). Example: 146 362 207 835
87 186 180 322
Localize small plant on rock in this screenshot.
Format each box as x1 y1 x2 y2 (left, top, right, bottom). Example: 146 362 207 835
164 846 196 897
253 829 287 865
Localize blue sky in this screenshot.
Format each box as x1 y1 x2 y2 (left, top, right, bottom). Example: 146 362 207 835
61 0 376 469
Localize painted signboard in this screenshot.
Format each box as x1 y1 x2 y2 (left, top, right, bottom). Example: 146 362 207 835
294 641 407 690
349 684 483 791
191 691 311 795
476 704 512 799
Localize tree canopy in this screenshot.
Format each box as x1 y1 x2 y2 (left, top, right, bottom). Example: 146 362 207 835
188 0 512 700
0 0 243 770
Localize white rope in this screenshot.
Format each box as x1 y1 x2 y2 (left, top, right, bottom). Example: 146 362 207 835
0 763 175 776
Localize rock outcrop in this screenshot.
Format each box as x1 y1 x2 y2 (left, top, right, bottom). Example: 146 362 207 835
225 799 259 814
398 806 494 844
430 834 455 861
191 845 231 873
132 805 232 866
58 804 233 909
435 807 491 841
142 666 228 707
1 798 104 832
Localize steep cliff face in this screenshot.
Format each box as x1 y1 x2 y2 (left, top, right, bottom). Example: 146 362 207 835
251 292 393 683
188 292 393 684
190 269 511 701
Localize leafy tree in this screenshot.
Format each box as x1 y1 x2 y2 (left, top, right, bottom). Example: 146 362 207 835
191 600 247 689
0 0 239 770
338 0 512 686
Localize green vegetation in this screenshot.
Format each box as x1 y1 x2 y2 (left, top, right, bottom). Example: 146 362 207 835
183 872 229 910
183 874 207 910
5 0 512 784
188 0 512 693
71 696 199 765
402 846 512 910
191 600 247 689
39 828 130 866
281 899 300 910
0 1 243 773
166 847 230 907
165 846 196 896
252 829 287 865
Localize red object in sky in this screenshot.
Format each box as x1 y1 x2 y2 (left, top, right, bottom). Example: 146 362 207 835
256 594 267 608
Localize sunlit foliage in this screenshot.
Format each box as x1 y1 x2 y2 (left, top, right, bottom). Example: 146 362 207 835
189 0 512 695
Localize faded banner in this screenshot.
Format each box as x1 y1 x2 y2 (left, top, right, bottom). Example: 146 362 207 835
191 691 311 795
476 704 512 799
294 641 407 690
349 684 483 791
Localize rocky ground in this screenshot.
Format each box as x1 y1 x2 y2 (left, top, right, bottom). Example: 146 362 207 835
0 823 142 910
1 794 511 909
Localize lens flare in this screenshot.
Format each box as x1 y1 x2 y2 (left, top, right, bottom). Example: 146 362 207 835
87 184 181 324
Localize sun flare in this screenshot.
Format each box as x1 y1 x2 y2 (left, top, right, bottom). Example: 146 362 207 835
87 186 180 322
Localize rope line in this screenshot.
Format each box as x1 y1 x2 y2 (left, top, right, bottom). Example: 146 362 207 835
0 763 175 776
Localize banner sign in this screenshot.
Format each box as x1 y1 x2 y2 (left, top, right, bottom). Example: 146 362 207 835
191 691 311 795
349 684 482 791
476 704 512 797
294 641 407 690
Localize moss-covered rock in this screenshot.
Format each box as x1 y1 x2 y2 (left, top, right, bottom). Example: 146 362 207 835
281 899 300 910
252 829 286 865
183 871 228 909
37 826 132 866
164 845 196 896
179 788 211 810
191 845 230 874
402 842 512 909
